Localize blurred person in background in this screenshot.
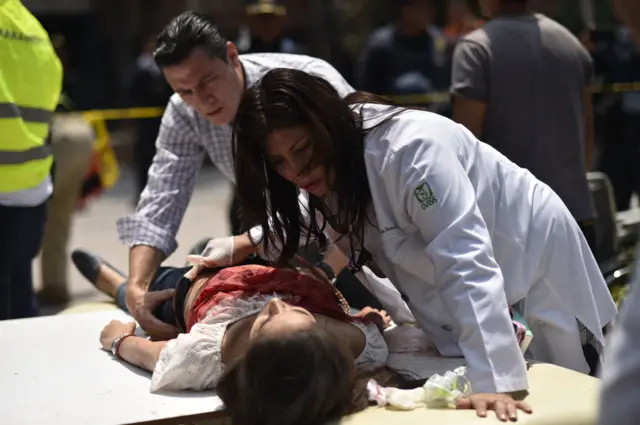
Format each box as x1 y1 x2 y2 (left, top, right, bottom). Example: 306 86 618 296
355 0 449 111
598 2 640 424
37 100 94 305
444 0 484 46
0 0 62 319
130 34 173 204
236 0 304 56
593 27 640 212
451 0 598 254
116 11 367 340
50 35 80 109
611 0 640 45
232 0 305 236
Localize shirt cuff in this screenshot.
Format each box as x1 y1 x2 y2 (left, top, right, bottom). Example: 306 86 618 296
116 215 178 257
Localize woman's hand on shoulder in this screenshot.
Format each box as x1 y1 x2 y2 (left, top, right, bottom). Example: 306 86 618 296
456 393 532 422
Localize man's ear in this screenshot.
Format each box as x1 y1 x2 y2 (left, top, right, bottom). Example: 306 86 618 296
226 41 240 65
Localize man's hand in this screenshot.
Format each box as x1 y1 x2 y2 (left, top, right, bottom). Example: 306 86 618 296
125 285 179 341
456 393 532 422
100 320 136 350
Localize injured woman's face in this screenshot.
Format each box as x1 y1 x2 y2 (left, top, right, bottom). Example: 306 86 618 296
250 298 317 340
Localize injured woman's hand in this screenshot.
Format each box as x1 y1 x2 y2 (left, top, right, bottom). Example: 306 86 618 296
100 320 137 351
355 307 392 332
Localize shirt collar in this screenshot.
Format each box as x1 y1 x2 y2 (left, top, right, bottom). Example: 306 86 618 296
240 56 262 90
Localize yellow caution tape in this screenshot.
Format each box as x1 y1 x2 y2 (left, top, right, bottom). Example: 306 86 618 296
62 81 640 121
79 107 165 121
58 79 640 191
88 116 119 189
592 81 640 94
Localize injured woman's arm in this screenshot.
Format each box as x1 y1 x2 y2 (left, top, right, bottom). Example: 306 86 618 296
118 337 168 372
99 320 168 373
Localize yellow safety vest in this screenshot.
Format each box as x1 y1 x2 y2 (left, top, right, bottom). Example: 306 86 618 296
0 0 62 192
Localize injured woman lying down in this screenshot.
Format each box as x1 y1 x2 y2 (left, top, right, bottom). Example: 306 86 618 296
72 249 530 425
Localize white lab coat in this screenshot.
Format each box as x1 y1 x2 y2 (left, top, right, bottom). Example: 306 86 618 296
250 103 617 393
331 104 616 393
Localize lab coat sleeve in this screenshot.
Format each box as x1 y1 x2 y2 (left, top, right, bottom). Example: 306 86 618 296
598 245 640 425
384 129 528 393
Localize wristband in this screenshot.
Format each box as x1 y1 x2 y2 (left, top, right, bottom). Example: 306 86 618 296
111 333 133 359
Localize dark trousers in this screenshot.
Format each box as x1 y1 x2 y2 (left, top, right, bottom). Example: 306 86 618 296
0 202 47 320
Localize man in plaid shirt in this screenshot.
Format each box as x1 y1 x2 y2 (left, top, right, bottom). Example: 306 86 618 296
116 11 355 338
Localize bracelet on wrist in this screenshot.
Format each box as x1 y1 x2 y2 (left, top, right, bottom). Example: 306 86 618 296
111 333 133 359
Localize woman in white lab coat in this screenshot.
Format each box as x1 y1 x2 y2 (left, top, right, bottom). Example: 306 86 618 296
202 69 616 420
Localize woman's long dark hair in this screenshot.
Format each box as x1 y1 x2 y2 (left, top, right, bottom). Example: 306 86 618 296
233 68 400 266
217 327 421 425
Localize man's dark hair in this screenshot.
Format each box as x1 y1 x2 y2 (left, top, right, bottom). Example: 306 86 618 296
154 11 228 68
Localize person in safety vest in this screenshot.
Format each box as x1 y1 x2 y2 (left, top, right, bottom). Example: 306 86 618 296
0 0 63 320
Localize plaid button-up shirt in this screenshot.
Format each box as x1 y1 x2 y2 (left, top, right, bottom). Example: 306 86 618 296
117 53 354 256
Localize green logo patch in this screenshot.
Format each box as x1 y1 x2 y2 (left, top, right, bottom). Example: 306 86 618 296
413 182 438 210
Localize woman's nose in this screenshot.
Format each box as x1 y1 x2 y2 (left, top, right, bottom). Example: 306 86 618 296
267 298 285 315
291 159 311 181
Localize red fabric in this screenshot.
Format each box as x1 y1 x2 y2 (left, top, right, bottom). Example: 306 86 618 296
187 264 354 331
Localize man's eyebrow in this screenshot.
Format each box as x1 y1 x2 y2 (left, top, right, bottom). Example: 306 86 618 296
198 71 215 85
